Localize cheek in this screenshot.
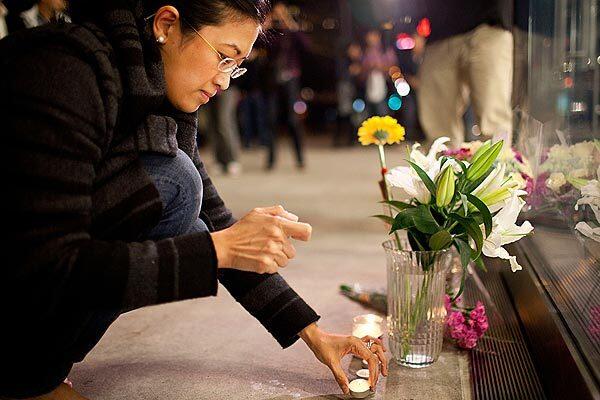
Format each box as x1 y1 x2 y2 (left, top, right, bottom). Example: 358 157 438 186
164 55 216 111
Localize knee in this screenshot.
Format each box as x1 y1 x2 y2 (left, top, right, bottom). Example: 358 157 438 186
172 149 203 213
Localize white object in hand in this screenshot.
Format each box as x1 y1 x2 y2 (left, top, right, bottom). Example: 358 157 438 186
349 379 371 398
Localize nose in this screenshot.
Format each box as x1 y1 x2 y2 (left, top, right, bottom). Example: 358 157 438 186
213 71 231 91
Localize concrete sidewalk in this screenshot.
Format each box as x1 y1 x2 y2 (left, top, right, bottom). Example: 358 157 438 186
70 142 470 400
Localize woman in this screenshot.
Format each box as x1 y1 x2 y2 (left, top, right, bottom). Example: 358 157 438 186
0 1 388 399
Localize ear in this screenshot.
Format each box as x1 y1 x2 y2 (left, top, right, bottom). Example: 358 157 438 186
152 6 181 44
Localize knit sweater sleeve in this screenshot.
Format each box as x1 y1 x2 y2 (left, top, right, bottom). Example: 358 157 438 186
2 42 219 314
189 135 321 348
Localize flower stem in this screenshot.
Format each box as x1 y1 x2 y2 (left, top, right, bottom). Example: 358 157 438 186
377 144 403 250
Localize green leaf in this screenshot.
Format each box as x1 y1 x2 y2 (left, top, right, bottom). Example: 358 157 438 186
454 238 472 268
371 214 395 225
391 208 417 232
407 161 436 200
413 205 440 234
380 200 412 211
408 230 427 251
429 230 452 250
473 255 488 272
465 193 492 237
449 213 483 258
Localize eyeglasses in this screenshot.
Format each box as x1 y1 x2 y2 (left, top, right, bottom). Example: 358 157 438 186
183 19 247 79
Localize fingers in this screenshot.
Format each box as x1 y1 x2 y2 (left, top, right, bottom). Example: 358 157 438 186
256 205 299 222
278 218 312 241
282 240 296 259
370 344 388 377
349 338 380 388
361 336 386 352
328 360 350 395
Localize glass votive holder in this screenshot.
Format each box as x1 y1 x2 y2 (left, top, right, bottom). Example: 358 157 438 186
352 314 384 339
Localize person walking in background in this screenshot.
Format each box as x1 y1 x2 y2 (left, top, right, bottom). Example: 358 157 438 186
361 29 396 118
238 47 271 149
416 0 514 146
205 86 243 176
334 41 363 147
264 1 308 170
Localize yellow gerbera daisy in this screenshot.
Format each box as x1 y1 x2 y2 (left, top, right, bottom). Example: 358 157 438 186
358 116 406 146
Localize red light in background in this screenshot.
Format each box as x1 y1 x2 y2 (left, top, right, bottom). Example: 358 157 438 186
417 18 431 38
564 76 574 88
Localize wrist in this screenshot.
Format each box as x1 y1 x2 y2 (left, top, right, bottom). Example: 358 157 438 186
209 230 231 268
299 322 323 348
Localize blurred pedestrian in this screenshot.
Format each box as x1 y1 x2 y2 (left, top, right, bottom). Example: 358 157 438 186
362 29 396 117
334 41 363 147
205 86 243 175
264 1 308 170
238 47 271 149
417 0 513 145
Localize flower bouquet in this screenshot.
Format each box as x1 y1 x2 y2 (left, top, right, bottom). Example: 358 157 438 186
358 117 533 366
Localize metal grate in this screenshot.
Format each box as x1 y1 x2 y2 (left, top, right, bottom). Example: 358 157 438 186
464 259 546 400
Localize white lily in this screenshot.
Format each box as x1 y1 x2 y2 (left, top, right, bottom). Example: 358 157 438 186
409 137 451 172
471 163 527 212
482 192 534 272
386 166 432 204
387 137 456 204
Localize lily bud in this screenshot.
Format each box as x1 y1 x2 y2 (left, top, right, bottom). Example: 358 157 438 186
470 140 492 165
436 166 455 207
466 140 504 182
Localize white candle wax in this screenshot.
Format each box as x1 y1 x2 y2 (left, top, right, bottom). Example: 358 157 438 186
352 323 383 339
352 314 384 338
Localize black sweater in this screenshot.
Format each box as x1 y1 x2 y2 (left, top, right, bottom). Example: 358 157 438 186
0 0 319 353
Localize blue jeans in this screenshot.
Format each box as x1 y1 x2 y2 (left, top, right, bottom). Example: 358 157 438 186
14 150 206 398
141 149 209 237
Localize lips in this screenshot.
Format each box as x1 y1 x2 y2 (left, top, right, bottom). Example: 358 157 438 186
199 91 210 103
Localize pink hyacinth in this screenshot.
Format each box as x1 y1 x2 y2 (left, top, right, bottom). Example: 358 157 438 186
457 328 479 349
445 299 488 349
442 147 471 161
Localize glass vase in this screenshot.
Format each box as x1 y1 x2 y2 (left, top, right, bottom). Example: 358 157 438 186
384 238 452 368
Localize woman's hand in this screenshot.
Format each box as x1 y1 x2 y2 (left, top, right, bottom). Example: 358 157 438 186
210 205 312 274
299 323 388 395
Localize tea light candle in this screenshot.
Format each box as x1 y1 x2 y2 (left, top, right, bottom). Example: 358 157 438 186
352 314 384 339
348 378 372 398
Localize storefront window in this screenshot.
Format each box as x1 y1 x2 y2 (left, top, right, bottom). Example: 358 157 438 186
511 0 600 386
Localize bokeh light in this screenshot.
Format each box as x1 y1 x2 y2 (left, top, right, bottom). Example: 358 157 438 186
301 87 315 101
417 18 431 37
388 95 402 111
352 98 366 113
293 101 308 114
395 33 415 50
394 79 411 96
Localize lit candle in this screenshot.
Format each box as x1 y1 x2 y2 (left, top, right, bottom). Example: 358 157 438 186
352 314 384 339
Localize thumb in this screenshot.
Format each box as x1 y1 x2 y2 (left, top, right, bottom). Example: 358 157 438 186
328 360 350 395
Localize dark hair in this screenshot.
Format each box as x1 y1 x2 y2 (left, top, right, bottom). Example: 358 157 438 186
145 0 271 35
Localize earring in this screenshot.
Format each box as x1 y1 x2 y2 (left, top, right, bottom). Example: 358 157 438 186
156 36 165 44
